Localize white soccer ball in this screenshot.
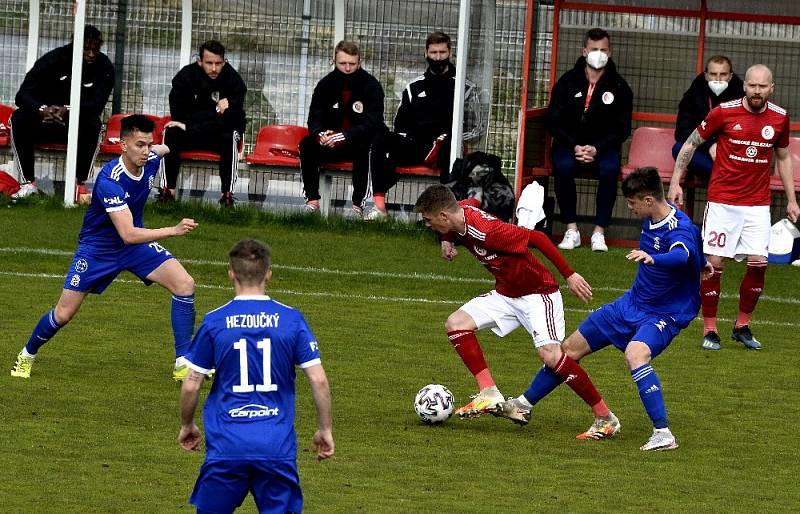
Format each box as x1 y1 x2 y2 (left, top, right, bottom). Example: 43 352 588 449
414 384 455 424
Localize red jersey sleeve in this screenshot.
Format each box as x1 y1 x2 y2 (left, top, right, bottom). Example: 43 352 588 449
696 105 724 141
776 114 791 148
527 230 575 279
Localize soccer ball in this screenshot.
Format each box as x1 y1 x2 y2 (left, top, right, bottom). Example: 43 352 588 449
414 384 455 424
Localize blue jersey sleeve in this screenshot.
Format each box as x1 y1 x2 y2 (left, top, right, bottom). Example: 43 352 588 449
93 175 129 213
294 315 321 368
186 318 216 374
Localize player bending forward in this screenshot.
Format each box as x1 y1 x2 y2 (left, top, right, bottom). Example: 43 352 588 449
11 115 197 381
415 185 619 439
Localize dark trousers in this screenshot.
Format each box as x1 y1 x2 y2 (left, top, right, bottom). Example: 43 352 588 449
552 143 620 228
672 140 713 181
370 132 452 193
163 126 241 193
299 135 370 206
10 108 101 184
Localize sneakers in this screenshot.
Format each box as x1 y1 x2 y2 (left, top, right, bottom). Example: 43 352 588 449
302 201 321 214
364 208 388 221
558 229 581 250
173 357 189 382
455 387 505 419
640 428 679 451
575 412 621 440
590 231 608 252
702 331 721 350
343 205 363 220
219 191 235 208
493 397 531 426
732 325 762 350
11 181 38 199
156 187 176 203
11 351 35 378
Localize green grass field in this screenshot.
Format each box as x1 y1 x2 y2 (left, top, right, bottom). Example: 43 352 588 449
1 199 799 513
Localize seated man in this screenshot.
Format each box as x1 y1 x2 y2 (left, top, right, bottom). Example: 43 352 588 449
300 40 385 218
672 55 743 181
367 31 483 220
546 28 632 252
161 40 247 207
10 25 114 200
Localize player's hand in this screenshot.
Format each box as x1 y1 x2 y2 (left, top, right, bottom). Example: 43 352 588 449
173 218 198 236
323 132 346 148
701 261 715 281
178 424 202 451
626 249 654 265
317 130 335 146
312 429 335 462
667 182 683 207
164 120 187 131
786 201 800 224
441 240 458 261
216 98 229 115
566 272 592 303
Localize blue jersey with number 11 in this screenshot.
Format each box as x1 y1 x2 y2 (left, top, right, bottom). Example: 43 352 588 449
186 295 321 462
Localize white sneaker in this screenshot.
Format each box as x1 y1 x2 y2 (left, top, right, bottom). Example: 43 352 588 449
591 232 608 252
343 205 363 220
558 229 581 249
792 259 800 267
11 182 38 199
455 386 505 419
364 208 388 221
640 428 679 451
301 202 320 214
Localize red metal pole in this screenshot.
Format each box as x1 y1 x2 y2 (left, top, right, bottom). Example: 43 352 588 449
516 0 536 197
696 0 707 74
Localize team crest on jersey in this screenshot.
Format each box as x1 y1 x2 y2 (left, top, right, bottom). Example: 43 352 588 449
474 246 487 256
746 146 757 158
352 101 364 113
75 258 89 273
602 92 614 104
761 125 774 140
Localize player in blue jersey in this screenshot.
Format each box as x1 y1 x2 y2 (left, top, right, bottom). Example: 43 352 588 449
11 115 198 380
178 239 334 514
497 167 705 450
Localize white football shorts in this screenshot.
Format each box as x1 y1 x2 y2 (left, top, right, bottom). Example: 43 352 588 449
702 202 770 260
459 289 565 348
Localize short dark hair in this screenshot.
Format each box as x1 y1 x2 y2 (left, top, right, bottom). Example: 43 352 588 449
583 28 611 47
229 239 271 286
622 167 664 200
426 31 451 50
414 184 459 214
705 55 732 73
84 25 103 45
334 40 360 58
120 114 155 137
199 40 226 59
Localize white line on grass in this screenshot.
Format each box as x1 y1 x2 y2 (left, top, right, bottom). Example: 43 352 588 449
3 270 799 329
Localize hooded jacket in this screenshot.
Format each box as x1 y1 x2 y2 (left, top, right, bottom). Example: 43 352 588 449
546 56 633 152
169 61 247 136
674 72 744 142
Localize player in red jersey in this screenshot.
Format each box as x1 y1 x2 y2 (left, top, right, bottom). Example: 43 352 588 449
414 185 619 437
669 64 799 351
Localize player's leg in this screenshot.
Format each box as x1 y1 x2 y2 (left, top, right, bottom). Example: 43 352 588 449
551 143 581 248
75 115 102 186
730 206 770 349
9 108 40 186
591 148 621 250
251 461 304 514
215 129 241 206
349 141 370 213
299 134 323 210
162 125 189 194
189 460 249 514
367 131 408 216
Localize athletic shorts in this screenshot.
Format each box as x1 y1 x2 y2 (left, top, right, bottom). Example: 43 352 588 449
578 295 681 359
190 459 302 514
63 242 174 294
702 202 770 260
459 289 565 348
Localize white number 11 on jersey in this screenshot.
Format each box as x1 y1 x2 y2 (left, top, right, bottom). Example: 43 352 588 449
232 338 278 393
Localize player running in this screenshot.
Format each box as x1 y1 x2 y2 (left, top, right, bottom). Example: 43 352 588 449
11 115 198 381
415 185 619 439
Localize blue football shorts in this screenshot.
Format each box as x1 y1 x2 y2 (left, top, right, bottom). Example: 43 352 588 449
190 459 302 514
63 242 174 294
578 295 681 359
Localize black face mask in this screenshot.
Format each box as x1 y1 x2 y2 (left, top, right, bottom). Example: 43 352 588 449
334 68 357 86
426 57 451 75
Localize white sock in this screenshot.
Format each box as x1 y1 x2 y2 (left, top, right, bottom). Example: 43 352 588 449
655 427 671 434
516 395 533 408
175 356 188 367
21 348 36 359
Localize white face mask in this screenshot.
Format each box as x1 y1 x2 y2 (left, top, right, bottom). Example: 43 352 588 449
585 50 609 70
708 80 729 96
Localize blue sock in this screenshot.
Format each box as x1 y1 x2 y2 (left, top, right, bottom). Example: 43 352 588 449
171 294 195 358
631 364 668 429
25 309 63 355
523 365 565 406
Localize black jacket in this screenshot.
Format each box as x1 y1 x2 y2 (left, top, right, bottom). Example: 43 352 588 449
674 72 744 142
546 57 633 152
169 61 247 136
394 66 482 143
15 43 114 119
307 67 385 145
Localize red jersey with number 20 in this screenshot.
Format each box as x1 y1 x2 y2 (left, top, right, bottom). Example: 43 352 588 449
697 98 790 206
451 201 573 297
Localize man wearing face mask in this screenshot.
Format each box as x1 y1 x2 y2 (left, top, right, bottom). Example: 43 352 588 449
673 55 743 181
366 31 483 220
546 28 633 253
300 40 385 218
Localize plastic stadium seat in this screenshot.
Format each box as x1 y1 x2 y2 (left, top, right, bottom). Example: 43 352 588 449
320 160 353 171
396 164 440 177
100 113 164 154
770 136 800 192
621 127 676 182
0 104 14 147
245 125 308 167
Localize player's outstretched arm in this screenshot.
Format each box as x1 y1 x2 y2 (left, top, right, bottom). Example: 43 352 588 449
565 272 592 303
669 129 706 206
303 364 334 462
109 208 198 245
178 369 205 451
775 146 799 223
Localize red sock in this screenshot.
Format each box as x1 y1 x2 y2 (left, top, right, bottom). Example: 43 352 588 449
447 330 494 389
373 193 386 211
737 261 767 328
552 354 608 416
701 266 723 334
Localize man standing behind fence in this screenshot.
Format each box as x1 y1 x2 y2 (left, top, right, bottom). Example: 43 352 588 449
161 40 247 207
300 40 385 219
546 28 633 253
